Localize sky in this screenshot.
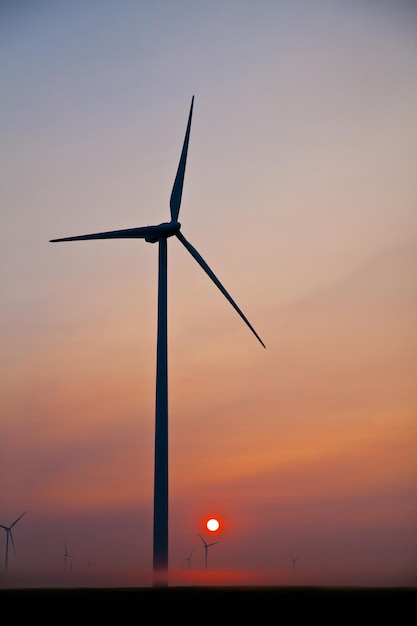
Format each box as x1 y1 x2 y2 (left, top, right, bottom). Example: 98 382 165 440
1 1 416 589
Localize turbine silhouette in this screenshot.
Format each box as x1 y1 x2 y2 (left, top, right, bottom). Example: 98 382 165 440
50 97 265 586
198 533 219 571
291 554 300 570
63 543 74 569
0 511 26 571
184 549 193 569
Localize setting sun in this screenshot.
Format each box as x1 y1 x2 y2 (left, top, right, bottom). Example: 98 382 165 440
206 518 220 532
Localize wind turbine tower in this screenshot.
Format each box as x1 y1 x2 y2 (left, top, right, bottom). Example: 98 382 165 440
50 97 265 587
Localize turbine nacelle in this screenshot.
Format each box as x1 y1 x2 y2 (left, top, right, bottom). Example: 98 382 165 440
145 221 181 243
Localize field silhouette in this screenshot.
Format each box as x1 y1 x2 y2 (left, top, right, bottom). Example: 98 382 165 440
1 586 414 620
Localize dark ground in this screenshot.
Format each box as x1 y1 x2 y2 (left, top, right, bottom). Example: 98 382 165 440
1 586 415 620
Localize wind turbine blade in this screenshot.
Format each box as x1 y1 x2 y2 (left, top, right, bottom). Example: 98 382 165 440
11 511 26 528
9 531 16 554
198 534 208 547
176 231 266 348
170 96 194 222
50 225 158 243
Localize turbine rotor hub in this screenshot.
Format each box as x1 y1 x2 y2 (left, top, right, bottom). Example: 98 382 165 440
145 221 181 243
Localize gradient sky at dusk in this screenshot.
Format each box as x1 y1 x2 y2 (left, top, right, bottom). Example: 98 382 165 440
1 2 416 588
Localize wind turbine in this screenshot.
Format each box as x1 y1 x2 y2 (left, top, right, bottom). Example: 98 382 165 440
291 554 300 570
198 533 219 571
0 511 26 571
50 96 265 586
63 543 74 569
184 549 193 569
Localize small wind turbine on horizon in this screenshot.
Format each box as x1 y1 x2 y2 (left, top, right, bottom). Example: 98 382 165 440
63 543 74 569
0 511 26 571
198 533 219 571
184 549 193 569
50 96 265 587
291 554 300 570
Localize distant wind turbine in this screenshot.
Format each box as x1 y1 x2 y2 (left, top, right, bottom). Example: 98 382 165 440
0 511 26 571
50 96 265 586
63 543 74 569
198 533 219 571
184 549 193 569
291 554 300 570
